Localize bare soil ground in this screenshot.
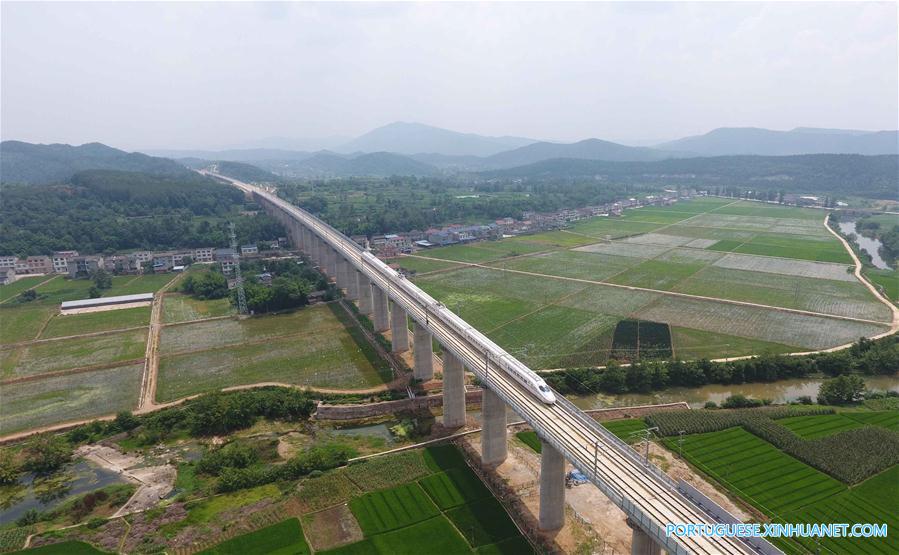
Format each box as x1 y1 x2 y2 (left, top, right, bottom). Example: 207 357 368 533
75 444 177 517
302 504 364 551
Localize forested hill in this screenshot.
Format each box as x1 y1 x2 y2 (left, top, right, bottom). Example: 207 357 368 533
480 154 899 199
0 170 282 256
0 140 190 184
211 160 283 183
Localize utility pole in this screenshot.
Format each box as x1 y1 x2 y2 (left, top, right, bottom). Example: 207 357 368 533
229 222 248 316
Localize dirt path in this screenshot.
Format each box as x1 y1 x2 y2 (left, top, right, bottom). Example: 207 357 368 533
824 213 899 338
138 274 186 411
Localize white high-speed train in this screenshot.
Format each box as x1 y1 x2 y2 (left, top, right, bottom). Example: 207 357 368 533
359 250 557 404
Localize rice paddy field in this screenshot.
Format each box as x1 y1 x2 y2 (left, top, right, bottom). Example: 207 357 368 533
155 303 393 402
0 362 143 434
661 412 899 555
402 198 893 367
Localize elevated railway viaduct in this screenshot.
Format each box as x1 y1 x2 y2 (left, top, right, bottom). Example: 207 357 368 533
211 172 780 555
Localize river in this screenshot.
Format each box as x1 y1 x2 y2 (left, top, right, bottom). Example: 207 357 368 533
838 220 893 270
569 375 899 410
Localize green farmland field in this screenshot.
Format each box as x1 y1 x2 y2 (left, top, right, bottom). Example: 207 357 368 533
0 275 55 303
418 467 492 510
162 293 235 324
10 329 146 379
198 517 310 555
407 197 888 363
778 414 865 439
349 483 439 535
865 268 898 303
445 498 521 547
156 304 391 401
844 411 899 432
40 306 150 339
0 305 55 344
602 418 648 441
0 362 143 434
667 427 845 514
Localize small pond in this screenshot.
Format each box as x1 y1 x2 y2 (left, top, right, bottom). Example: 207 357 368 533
0 459 127 526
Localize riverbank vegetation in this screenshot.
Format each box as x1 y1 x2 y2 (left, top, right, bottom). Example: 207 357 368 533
541 335 899 396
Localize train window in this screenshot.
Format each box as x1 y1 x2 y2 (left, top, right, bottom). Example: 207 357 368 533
538 385 549 392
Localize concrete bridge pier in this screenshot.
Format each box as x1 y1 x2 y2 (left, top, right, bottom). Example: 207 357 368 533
629 523 662 555
345 262 359 300
372 286 390 332
327 247 338 279
442 351 465 427
313 237 324 266
412 322 434 381
389 301 409 352
336 257 350 291
357 271 373 314
538 439 566 531
303 228 313 257
481 388 508 465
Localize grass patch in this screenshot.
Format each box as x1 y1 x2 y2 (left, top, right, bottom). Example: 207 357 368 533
419 467 492 510
515 431 541 453
445 498 520 547
198 517 309 555
349 482 440 535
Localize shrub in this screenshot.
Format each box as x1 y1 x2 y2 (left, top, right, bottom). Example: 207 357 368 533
818 375 866 405
197 442 258 476
0 451 19 485
703 401 717 409
16 510 40 527
22 436 71 474
721 394 763 409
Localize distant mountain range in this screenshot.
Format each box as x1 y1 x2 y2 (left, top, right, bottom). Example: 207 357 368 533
657 127 899 157
5 122 898 184
333 121 537 157
0 141 191 184
141 122 898 178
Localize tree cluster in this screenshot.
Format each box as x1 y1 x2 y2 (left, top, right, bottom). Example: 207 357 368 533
543 336 899 396
0 172 284 256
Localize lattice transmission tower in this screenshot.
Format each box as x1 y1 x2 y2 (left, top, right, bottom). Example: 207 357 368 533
229 222 248 315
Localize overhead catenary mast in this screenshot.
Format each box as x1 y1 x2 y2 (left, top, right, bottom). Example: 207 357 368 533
229 222 248 315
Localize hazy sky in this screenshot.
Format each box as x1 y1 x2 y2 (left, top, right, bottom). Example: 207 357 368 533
2 2 897 150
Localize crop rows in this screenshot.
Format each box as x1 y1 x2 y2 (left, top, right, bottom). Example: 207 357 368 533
778 414 864 439
348 482 440 535
667 427 845 514
711 253 855 282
